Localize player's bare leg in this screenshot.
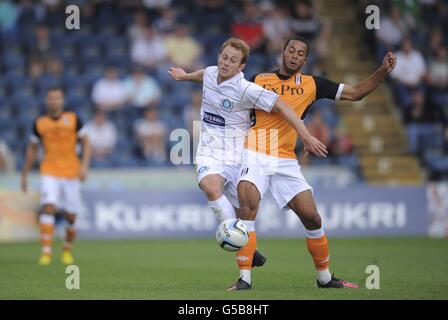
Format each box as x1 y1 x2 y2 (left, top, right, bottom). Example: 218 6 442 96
38 203 56 265
61 212 76 265
199 174 236 222
288 190 358 288
228 180 262 290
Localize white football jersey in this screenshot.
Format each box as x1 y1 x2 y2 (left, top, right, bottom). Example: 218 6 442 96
197 66 279 165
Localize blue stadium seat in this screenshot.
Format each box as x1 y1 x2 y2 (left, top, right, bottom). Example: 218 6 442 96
49 32 66 47
16 110 38 129
424 149 448 174
77 108 93 124
0 79 7 96
34 75 63 95
0 130 18 151
62 72 82 87
0 104 15 129
336 155 360 170
65 94 90 112
4 72 30 91
2 51 26 69
82 67 104 87
90 157 113 168
407 124 444 154
80 43 102 65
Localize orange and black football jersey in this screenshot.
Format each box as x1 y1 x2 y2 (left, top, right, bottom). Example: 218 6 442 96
31 111 84 179
246 71 343 159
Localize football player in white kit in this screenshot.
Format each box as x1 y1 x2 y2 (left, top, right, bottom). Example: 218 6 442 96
168 37 327 288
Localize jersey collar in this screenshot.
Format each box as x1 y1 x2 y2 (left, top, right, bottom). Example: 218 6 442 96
274 69 301 81
48 112 63 121
216 69 244 86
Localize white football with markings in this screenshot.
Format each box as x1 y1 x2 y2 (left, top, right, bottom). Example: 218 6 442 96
215 219 249 251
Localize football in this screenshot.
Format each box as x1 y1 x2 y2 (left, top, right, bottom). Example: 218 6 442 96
215 219 249 251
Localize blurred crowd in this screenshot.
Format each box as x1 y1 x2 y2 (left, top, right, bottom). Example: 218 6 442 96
356 0 448 180
0 0 353 172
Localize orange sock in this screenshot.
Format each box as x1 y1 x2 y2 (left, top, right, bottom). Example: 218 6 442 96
63 226 76 251
236 231 257 270
39 215 55 255
306 234 330 271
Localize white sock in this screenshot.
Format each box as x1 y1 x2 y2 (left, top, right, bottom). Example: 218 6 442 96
305 227 325 239
208 195 236 222
317 269 332 285
241 220 255 232
240 269 251 285
39 213 55 225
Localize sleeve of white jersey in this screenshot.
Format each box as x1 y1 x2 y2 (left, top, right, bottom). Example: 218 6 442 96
243 82 278 113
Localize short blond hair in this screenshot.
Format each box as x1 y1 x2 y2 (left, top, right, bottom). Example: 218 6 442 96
219 37 250 65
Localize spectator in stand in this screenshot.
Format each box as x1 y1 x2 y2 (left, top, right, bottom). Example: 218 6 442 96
134 107 167 164
91 66 127 111
426 28 444 58
83 110 117 161
29 24 52 58
262 4 292 54
142 0 172 12
130 25 168 70
128 11 149 43
390 38 426 108
17 0 44 28
164 23 202 70
183 89 202 137
403 89 445 154
192 0 232 34
0 139 15 174
403 90 444 125
427 46 448 109
289 0 322 42
394 0 419 32
314 19 332 61
28 55 46 81
231 1 266 53
330 125 353 157
124 66 162 110
432 0 448 31
375 5 407 62
46 55 64 78
153 7 176 35
0 0 18 34
307 110 331 146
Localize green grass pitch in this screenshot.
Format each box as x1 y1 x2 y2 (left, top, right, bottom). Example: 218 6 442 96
1 237 447 299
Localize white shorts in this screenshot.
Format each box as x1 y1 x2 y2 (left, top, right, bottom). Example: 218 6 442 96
40 175 83 214
196 157 240 208
238 149 312 209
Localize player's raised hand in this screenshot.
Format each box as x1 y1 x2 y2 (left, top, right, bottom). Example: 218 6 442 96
382 52 397 73
303 136 328 158
168 66 187 81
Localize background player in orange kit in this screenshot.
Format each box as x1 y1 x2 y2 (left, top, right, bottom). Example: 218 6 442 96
230 36 397 290
21 87 91 265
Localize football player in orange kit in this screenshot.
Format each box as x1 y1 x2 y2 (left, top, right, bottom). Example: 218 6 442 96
21 87 91 265
230 36 396 290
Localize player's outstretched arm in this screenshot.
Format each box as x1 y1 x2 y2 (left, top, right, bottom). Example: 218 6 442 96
79 135 91 182
21 142 38 193
272 99 328 158
340 51 397 101
168 67 204 83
